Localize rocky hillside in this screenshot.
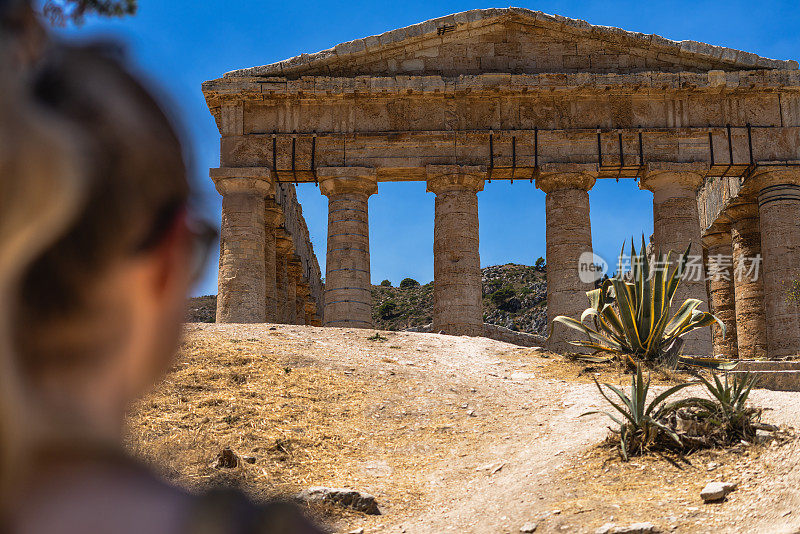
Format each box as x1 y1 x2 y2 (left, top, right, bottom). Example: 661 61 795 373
186 295 216 323
187 263 548 335
372 263 547 334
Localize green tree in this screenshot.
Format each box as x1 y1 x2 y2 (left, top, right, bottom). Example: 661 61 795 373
490 286 520 312
399 278 419 289
534 257 546 270
380 279 392 287
378 300 398 319
42 0 137 26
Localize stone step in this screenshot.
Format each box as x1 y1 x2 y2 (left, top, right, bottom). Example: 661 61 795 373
728 365 800 392
733 360 800 372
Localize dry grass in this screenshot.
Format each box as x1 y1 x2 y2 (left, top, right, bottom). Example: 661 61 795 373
124 325 800 533
125 328 502 518
546 436 798 532
125 326 687 511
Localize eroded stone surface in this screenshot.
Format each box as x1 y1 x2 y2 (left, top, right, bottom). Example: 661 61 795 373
223 8 796 79
641 166 711 356
757 170 800 359
214 176 272 323
730 208 768 359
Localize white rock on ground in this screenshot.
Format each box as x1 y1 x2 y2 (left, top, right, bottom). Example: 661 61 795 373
519 522 538 533
701 481 737 502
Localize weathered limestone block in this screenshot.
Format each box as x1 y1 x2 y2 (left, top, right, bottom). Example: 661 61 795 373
319 167 378 328
697 175 743 233
536 167 595 353
640 163 711 356
213 172 274 323
210 166 322 326
703 230 738 358
701 481 737 503
756 169 800 359
275 234 293 324
426 165 486 337
287 260 304 324
215 8 798 82
233 95 800 172
264 201 283 322
728 204 768 359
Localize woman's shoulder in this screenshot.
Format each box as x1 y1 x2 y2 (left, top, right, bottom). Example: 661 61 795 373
12 449 325 534
185 489 328 534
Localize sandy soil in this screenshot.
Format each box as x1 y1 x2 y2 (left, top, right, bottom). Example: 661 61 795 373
127 324 800 534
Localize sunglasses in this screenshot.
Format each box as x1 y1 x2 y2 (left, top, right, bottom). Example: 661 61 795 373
134 200 219 285
185 213 218 285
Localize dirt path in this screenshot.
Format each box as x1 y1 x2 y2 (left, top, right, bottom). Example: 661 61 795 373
131 324 800 534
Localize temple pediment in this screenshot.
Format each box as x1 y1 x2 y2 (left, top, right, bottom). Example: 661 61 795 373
224 8 797 79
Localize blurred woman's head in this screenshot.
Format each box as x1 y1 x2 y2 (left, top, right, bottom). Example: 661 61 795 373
0 0 87 504
0 4 205 507
15 42 194 431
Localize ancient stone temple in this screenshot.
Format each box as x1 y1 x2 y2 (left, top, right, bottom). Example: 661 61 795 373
203 8 800 359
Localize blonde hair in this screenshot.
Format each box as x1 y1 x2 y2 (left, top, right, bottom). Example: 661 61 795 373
0 1 189 507
0 34 87 505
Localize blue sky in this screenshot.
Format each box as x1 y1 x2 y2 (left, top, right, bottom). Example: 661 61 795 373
58 0 800 296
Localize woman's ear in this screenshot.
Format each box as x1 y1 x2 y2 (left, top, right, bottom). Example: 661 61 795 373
145 211 194 302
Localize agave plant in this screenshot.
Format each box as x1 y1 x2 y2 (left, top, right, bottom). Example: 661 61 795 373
699 372 757 416
554 236 727 368
692 371 760 439
582 365 695 460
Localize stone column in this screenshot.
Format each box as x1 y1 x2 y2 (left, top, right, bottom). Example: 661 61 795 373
703 230 739 358
536 166 595 352
318 167 378 329
304 301 317 326
264 201 283 323
756 170 800 359
726 204 768 359
312 302 323 327
426 165 485 337
212 170 274 323
286 259 303 324
296 281 310 325
640 163 711 356
275 234 292 324
286 258 298 325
